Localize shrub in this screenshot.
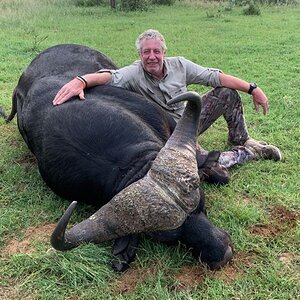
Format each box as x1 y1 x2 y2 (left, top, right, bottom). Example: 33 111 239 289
152 0 176 5
74 0 105 7
243 1 261 15
119 0 151 11
233 0 296 5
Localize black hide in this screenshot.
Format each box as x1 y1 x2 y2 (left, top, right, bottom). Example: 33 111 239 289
9 44 233 271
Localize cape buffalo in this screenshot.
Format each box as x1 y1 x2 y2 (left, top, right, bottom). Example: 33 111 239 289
4 44 232 271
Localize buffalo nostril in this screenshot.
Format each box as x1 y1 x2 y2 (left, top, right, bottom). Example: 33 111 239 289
200 245 233 270
223 245 233 264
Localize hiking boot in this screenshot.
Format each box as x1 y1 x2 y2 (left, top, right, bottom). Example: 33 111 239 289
243 138 282 161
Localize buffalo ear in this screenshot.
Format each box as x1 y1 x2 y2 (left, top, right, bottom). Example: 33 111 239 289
111 235 139 272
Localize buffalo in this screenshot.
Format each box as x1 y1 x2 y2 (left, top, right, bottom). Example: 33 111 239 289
3 44 232 271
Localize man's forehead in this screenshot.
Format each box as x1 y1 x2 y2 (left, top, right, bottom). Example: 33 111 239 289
141 38 163 49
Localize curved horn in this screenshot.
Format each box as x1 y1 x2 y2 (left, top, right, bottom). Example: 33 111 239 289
50 201 78 250
51 178 188 251
51 198 126 251
165 91 201 154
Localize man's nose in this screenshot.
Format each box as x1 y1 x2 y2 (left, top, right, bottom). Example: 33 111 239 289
148 51 156 59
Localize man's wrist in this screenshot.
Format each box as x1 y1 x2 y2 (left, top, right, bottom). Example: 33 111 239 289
76 76 88 88
247 82 257 95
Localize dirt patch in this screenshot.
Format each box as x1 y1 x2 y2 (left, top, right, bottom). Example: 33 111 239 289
0 288 34 300
112 251 257 295
267 206 299 226
13 152 37 172
241 193 252 205
172 264 206 291
112 263 204 295
248 223 280 237
113 266 158 295
3 223 56 257
0 285 16 300
0 279 34 300
212 251 254 284
278 252 300 265
248 205 299 238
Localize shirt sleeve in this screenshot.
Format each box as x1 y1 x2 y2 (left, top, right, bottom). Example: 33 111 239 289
181 57 222 88
98 61 141 89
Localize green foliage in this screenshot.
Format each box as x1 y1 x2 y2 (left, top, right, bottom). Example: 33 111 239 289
243 0 261 15
232 0 297 5
74 0 105 7
25 29 49 53
152 0 176 5
119 0 151 11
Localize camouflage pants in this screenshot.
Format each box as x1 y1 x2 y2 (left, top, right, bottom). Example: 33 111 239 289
198 87 253 168
198 87 249 144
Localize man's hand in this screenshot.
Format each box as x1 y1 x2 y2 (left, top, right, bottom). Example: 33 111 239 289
52 77 85 106
252 87 268 115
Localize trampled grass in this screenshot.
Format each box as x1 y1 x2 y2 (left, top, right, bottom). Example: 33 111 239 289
0 1 299 299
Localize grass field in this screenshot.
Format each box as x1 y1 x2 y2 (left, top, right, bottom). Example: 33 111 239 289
0 0 299 299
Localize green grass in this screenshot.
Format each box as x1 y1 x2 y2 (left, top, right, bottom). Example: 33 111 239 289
0 0 299 299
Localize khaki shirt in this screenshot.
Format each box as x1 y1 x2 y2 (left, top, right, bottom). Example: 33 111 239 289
100 57 221 121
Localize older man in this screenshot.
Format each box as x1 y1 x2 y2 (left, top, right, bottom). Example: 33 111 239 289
53 29 281 168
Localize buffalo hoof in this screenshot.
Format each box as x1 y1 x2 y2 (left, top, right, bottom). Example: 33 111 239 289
111 235 139 272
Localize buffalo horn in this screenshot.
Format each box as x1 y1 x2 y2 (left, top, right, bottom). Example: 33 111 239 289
51 92 202 251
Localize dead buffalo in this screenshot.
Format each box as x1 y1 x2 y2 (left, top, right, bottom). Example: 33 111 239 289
4 44 232 271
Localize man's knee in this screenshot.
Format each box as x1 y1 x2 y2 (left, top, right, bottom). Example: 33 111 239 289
213 87 240 101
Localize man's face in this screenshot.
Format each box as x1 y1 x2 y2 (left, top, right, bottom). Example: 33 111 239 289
139 39 165 80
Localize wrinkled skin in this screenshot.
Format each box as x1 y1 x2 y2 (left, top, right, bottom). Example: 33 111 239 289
4 44 232 272
113 189 233 272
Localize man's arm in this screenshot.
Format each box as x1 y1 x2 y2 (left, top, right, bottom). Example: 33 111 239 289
52 72 112 106
219 73 268 115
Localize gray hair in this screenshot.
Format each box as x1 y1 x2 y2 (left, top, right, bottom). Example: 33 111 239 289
135 29 167 53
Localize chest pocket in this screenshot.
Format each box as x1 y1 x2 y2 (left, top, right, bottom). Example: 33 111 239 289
166 86 188 108
169 86 188 97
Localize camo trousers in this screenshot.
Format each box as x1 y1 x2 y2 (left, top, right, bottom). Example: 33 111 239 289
198 87 249 144
198 87 253 168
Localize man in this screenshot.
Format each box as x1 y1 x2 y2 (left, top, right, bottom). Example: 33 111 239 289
53 29 281 168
